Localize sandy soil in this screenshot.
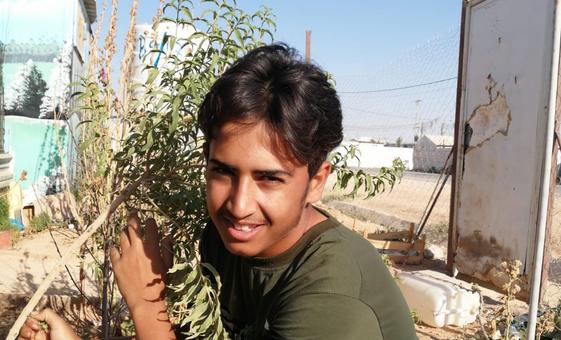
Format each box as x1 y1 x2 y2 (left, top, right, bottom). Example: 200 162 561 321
0 228 99 338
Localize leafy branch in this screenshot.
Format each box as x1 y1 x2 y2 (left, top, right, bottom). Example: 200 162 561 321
329 144 405 198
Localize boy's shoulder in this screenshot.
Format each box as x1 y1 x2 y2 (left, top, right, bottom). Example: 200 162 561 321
280 211 390 296
200 211 417 340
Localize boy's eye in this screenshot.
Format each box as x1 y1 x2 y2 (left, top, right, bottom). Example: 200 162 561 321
211 167 233 175
261 175 283 183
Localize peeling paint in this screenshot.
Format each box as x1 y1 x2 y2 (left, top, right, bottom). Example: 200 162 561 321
456 230 514 287
465 92 512 152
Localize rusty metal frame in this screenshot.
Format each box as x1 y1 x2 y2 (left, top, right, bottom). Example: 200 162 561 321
447 0 468 275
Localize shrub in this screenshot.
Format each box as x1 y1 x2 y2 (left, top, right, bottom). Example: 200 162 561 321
28 212 51 232
0 196 11 230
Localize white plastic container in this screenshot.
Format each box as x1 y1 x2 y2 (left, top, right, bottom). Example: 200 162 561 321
396 271 480 328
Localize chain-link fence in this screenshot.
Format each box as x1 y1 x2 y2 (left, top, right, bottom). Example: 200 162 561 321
322 29 459 261
318 27 561 310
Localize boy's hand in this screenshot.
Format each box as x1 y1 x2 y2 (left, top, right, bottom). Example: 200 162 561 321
18 308 80 340
110 212 173 314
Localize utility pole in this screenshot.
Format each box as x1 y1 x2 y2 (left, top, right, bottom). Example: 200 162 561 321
305 30 311 63
414 99 422 139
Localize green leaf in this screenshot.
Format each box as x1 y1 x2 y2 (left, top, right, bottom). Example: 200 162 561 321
142 131 154 151
146 68 159 85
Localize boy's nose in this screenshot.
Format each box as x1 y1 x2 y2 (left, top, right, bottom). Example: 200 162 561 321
227 177 257 219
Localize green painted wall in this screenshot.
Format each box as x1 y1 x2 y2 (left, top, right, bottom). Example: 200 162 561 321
5 116 68 190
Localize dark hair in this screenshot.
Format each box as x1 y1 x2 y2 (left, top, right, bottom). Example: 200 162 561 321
199 43 343 177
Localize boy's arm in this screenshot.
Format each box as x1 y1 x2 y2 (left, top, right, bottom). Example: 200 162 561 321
128 300 175 340
110 212 176 340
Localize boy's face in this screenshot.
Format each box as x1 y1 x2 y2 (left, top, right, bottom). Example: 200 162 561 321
205 120 328 258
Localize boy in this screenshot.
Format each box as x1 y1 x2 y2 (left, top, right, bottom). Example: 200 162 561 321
19 44 416 339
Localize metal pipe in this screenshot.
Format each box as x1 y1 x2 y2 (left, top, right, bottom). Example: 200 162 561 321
527 1 561 338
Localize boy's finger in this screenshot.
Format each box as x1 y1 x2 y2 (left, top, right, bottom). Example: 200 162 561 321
144 218 159 253
18 324 35 339
30 308 59 325
127 211 142 247
24 317 40 331
110 247 121 266
119 229 131 251
34 330 48 340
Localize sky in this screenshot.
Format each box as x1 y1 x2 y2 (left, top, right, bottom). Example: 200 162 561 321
119 1 462 78
0 0 463 142
115 1 463 142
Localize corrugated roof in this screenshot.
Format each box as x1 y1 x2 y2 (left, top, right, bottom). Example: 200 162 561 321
83 0 97 24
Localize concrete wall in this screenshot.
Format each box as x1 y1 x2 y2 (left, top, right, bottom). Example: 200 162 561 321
4 116 68 191
413 138 452 172
338 141 413 170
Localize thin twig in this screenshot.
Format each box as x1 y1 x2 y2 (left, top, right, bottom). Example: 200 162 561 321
46 227 98 309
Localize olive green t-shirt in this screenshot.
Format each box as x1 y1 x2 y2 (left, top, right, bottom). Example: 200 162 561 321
200 209 417 340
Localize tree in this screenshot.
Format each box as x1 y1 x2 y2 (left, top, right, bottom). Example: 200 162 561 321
40 42 72 119
21 64 47 115
396 136 403 147
6 59 47 117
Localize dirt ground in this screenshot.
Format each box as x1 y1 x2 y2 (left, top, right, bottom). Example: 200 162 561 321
0 228 99 338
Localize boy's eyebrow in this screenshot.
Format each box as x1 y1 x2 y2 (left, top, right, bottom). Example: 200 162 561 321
255 169 293 177
208 158 293 177
208 159 232 168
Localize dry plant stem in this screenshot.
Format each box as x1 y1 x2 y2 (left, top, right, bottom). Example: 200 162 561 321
6 174 148 340
151 0 166 28
52 111 85 230
103 0 119 85
87 0 106 76
118 0 138 117
477 295 490 340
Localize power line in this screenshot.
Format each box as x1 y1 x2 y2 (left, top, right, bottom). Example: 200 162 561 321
345 117 439 130
338 76 457 94
343 105 413 120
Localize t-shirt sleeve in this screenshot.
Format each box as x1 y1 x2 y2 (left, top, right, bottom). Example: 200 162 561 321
264 293 385 340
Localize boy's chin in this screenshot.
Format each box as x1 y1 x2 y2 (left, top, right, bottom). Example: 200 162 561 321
223 242 263 258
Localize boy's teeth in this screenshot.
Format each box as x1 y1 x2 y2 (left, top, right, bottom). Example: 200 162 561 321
234 225 253 232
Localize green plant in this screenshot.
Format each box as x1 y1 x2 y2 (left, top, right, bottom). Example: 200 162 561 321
68 0 407 338
0 196 11 229
28 212 51 233
329 144 405 198
0 196 20 245
410 309 421 325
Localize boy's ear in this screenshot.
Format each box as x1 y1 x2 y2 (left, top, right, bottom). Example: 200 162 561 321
306 161 332 204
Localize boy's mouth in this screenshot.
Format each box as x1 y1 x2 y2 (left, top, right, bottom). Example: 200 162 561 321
226 223 263 241
233 224 256 232
222 216 266 241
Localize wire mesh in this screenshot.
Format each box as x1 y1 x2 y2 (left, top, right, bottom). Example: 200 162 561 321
323 29 460 262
